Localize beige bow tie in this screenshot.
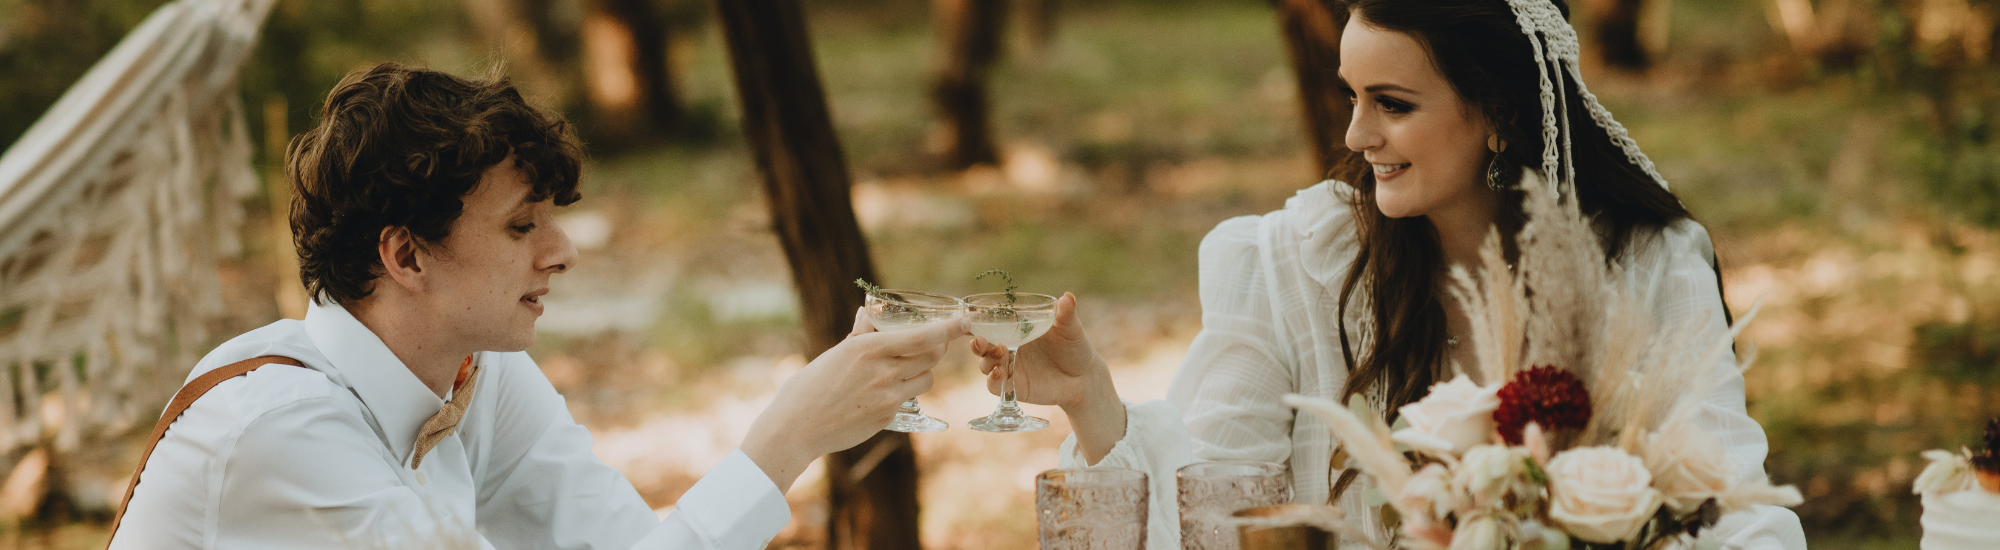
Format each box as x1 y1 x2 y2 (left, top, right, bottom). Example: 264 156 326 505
412 355 479 469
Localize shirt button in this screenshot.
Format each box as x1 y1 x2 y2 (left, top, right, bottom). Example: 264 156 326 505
415 472 428 485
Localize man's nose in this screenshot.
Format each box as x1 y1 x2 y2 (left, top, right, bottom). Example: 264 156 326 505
544 220 579 273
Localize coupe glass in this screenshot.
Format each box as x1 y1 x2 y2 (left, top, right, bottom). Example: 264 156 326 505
1177 461 1293 550
963 291 1058 433
1036 468 1149 550
864 289 962 433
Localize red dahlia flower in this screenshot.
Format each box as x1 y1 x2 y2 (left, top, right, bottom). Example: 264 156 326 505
1493 366 1592 445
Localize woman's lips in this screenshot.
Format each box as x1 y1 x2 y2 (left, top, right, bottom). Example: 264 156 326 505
1373 163 1410 182
521 294 544 315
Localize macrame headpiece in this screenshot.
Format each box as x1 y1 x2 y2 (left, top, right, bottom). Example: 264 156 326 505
1502 0 1670 192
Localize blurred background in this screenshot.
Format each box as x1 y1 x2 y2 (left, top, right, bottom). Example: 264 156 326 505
1 0 1997 548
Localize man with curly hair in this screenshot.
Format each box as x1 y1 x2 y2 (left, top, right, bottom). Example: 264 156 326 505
107 63 958 549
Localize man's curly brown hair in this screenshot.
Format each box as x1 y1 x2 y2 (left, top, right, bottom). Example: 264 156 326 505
288 63 583 306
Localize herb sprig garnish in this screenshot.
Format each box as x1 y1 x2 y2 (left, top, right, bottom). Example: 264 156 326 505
855 278 890 301
976 269 1033 337
976 269 1018 306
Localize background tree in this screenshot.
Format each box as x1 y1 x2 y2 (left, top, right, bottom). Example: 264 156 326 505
930 0 1008 170
1585 0 1651 71
581 0 684 143
1275 0 1351 176
709 0 923 548
463 0 687 146
1015 0 1058 61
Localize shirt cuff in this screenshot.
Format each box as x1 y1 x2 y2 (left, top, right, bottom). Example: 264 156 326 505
671 449 792 549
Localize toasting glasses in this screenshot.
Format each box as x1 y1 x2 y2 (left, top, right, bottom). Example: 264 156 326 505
963 291 1058 433
863 289 962 433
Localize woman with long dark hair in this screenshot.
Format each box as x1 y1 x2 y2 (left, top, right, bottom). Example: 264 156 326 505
972 0 1807 547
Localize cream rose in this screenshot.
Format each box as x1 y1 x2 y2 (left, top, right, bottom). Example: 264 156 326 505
1391 374 1501 457
1546 446 1664 544
1455 445 1529 507
1643 423 1736 514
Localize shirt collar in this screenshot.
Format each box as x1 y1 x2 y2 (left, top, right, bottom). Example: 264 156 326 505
302 299 445 464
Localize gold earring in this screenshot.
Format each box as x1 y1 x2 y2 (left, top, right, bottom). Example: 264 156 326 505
1487 134 1507 153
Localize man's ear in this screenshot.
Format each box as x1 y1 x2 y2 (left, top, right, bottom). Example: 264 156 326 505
378 226 425 294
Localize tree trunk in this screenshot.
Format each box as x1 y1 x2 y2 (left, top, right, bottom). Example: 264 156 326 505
460 0 577 109
709 1 923 549
1587 0 1650 71
583 0 684 143
930 0 1007 170
1273 0 1351 176
1015 0 1058 61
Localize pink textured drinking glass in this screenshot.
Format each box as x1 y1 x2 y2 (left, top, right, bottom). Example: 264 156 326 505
1178 461 1292 550
1036 468 1149 549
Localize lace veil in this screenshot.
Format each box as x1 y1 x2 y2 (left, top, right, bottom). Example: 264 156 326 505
1503 0 1670 192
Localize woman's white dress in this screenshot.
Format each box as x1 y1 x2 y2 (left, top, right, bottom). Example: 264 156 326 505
1056 181 1809 549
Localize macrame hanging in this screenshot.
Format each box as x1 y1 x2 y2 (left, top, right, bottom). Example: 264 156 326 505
0 0 275 455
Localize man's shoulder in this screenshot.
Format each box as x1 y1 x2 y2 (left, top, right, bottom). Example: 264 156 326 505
187 319 330 381
180 318 359 430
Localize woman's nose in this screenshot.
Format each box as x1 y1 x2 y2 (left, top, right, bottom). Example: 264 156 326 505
1345 106 1381 152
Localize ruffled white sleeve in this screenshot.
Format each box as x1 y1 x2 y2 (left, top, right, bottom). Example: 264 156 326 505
1646 221 1808 550
1057 215 1300 550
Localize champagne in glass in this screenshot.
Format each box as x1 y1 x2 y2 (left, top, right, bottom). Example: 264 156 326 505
864 289 962 433
964 291 1058 433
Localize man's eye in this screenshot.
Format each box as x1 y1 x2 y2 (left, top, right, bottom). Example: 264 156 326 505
512 223 536 233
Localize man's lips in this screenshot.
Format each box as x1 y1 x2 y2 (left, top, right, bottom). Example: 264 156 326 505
522 288 547 314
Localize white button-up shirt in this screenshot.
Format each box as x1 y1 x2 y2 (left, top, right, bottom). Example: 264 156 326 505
112 300 790 549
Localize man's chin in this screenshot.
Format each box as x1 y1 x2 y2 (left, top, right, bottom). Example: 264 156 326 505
485 330 536 354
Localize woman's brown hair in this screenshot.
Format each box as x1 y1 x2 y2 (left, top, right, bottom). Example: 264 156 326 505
287 63 584 306
1327 0 1696 413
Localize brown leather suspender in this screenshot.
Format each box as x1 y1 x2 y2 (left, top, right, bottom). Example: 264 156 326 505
104 355 305 547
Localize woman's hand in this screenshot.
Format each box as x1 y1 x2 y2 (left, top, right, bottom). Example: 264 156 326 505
744 308 965 492
971 292 1126 463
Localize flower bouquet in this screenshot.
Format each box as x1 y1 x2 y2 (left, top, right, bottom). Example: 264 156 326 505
1912 417 2000 549
1283 172 1801 549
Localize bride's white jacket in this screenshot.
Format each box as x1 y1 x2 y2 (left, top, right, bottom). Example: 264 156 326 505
1057 181 1809 550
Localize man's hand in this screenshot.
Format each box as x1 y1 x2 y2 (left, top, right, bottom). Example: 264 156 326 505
742 308 966 492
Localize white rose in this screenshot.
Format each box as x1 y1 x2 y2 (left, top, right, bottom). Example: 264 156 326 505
1546 446 1665 544
1392 374 1501 457
1454 445 1528 507
1642 424 1736 514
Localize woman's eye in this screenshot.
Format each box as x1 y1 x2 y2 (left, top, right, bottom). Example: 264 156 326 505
511 223 536 234
1379 99 1413 114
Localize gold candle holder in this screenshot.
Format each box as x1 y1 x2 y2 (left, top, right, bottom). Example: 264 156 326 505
1231 504 1340 550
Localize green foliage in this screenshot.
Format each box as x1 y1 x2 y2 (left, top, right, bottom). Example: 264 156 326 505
0 0 169 149
1914 320 2000 386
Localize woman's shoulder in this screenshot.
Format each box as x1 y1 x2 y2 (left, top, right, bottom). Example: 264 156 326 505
1621 217 1717 271
1204 179 1355 247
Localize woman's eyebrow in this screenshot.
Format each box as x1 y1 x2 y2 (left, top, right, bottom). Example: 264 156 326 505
1363 83 1420 95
